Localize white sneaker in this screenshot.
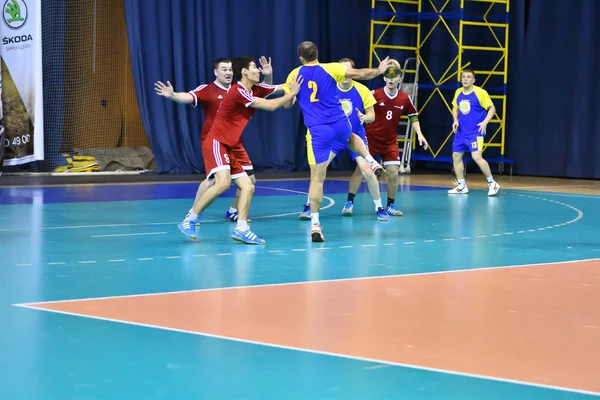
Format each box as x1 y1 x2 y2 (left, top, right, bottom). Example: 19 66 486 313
488 181 500 196
448 185 469 194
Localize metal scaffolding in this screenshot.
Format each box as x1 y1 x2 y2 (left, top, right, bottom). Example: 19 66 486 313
369 0 511 173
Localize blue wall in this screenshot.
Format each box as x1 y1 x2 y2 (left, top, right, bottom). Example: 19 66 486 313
120 0 600 179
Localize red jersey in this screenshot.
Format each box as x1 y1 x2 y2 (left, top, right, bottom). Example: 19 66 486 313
365 87 418 145
207 82 277 146
188 81 229 141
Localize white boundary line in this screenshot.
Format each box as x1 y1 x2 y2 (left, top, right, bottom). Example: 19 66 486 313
14 257 600 305
13 257 600 397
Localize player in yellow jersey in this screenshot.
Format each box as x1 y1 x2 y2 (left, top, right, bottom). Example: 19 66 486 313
449 69 500 196
284 41 391 242
298 58 390 221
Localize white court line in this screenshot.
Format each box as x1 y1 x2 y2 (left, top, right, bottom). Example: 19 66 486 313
13 257 600 397
19 257 600 306
91 232 167 238
0 186 336 233
12 305 599 397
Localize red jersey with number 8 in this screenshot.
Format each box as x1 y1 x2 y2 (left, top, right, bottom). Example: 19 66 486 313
365 87 418 146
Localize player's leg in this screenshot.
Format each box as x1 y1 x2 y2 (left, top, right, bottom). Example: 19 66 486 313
300 138 345 220
305 125 338 242
346 133 385 177
377 144 403 216
470 136 500 196
354 155 389 221
185 178 215 223
342 163 363 215
227 143 256 221
448 134 470 194
178 139 232 239
229 173 255 212
230 163 265 244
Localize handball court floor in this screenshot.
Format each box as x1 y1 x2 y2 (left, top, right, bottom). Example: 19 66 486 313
0 172 599 400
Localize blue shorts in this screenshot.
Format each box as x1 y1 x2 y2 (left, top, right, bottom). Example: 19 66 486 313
453 134 484 153
306 118 352 165
331 131 367 161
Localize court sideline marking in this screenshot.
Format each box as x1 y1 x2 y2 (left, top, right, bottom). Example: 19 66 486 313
13 257 600 397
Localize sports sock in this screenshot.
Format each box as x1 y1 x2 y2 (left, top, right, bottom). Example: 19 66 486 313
236 220 249 231
311 212 320 226
374 199 383 210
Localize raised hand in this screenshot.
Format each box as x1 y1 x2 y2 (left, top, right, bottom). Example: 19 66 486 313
155 81 174 99
259 56 273 76
377 57 392 74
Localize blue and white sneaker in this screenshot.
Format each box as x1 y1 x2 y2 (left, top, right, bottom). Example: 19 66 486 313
225 210 251 222
376 207 390 221
178 219 197 239
386 204 404 216
231 228 265 245
299 203 311 220
225 210 238 222
341 201 354 215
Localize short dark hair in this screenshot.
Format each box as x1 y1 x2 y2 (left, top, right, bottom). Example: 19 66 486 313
213 58 231 70
298 41 318 62
232 56 255 81
461 69 476 78
338 58 355 68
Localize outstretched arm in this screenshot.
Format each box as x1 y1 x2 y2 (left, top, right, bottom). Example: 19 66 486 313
250 75 303 111
345 57 392 81
154 81 193 104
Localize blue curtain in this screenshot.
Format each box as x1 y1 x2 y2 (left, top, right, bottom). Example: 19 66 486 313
124 0 370 174
506 0 600 179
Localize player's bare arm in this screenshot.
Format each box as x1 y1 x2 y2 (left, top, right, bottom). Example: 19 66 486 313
345 57 392 81
154 81 194 104
283 97 297 109
357 106 375 124
250 75 303 111
477 104 496 134
452 106 459 132
411 120 429 150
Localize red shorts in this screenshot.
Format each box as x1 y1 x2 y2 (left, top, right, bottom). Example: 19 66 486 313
230 141 253 171
201 138 253 170
367 139 400 166
202 137 247 180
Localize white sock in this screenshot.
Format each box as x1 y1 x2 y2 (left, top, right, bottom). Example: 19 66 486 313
486 176 494 184
306 195 310 205
374 199 383 210
311 212 320 226
187 210 198 221
229 207 237 213
236 219 249 231
365 155 376 164
457 179 466 186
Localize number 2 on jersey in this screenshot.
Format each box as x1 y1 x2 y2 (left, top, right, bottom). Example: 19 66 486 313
308 81 319 102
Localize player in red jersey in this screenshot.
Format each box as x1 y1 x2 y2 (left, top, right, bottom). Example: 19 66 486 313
177 56 302 244
155 57 274 222
353 59 428 216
